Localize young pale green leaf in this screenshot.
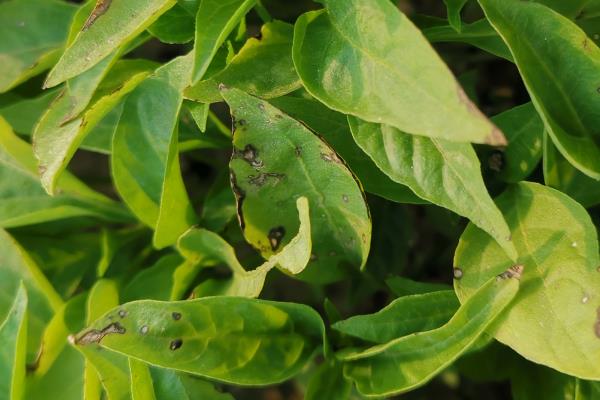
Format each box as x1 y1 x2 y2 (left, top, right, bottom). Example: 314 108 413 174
443 0 468 31
385 276 451 297
333 291 459 344
130 359 155 400
292 3 506 145
76 279 130 400
423 19 513 61
112 54 197 249
222 88 371 283
0 284 27 400
74 297 325 385
511 364 600 400
479 0 600 179
178 197 311 297
192 0 256 83
544 133 600 208
348 117 517 260
0 117 131 227
305 360 351 400
0 229 62 364
0 0 76 92
342 270 521 397
454 182 600 379
186 21 300 103
270 96 424 204
487 103 544 183
45 0 176 87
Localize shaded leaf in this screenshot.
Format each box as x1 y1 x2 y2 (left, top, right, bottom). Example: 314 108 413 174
0 0 76 92
270 96 423 204
0 116 131 227
342 270 520 397
479 0 600 179
444 0 468 32
305 360 351 400
0 284 27 400
348 117 517 260
112 54 197 248
333 291 459 344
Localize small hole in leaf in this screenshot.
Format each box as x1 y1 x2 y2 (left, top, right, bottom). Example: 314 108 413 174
118 310 127 318
172 312 182 321
453 268 463 280
139 325 149 335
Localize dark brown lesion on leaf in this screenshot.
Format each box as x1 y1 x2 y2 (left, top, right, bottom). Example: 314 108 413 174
233 144 264 169
268 226 286 251
230 170 246 231
497 264 524 280
248 172 284 187
74 321 126 345
82 0 113 31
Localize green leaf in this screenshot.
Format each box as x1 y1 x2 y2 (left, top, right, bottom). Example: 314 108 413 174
292 4 506 145
479 0 600 179
443 0 468 32
77 279 131 400
222 88 372 283
305 360 351 400
341 270 520 397
543 133 600 208
385 276 451 297
148 2 198 44
187 101 209 133
130 359 156 400
511 364 600 400
487 103 544 183
533 0 591 18
0 229 61 364
112 54 197 249
270 96 423 204
186 21 300 103
191 0 256 83
0 116 131 227
123 254 186 302
74 297 325 385
149 367 234 400
333 291 459 344
178 197 311 297
0 89 60 135
348 117 517 260
0 0 76 92
200 171 237 232
423 19 513 61
0 284 27 400
24 294 87 400
454 182 600 379
45 0 176 87
34 57 153 194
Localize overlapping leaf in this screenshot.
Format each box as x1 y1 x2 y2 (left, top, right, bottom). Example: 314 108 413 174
293 1 506 144
455 182 600 379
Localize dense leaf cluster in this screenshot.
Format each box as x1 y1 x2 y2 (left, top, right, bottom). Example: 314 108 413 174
1 0 600 398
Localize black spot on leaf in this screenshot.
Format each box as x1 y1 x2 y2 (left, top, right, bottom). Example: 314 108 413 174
170 339 183 350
